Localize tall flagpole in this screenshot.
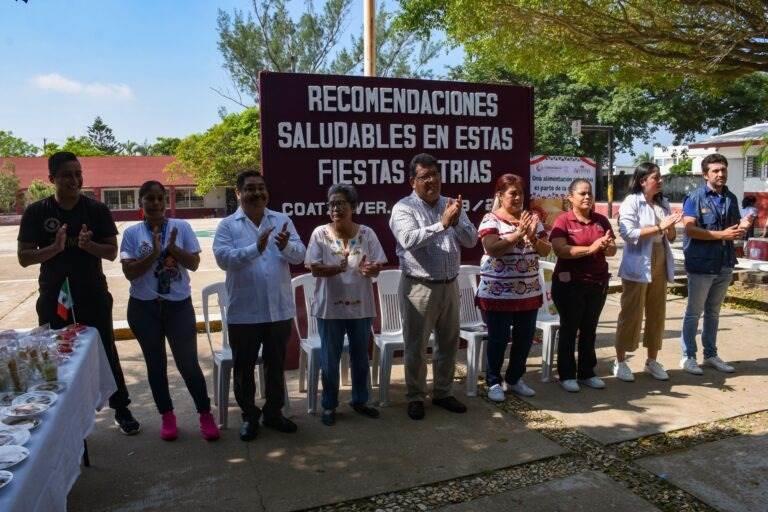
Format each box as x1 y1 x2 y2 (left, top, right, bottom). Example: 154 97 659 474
364 0 376 77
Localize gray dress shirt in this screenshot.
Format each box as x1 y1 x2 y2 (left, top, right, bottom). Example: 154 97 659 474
389 191 477 280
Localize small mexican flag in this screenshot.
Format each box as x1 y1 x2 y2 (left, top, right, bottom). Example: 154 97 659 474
57 277 74 320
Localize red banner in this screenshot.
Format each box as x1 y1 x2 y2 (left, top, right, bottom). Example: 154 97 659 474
259 71 534 262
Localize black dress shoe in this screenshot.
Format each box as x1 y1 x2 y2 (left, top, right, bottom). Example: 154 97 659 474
239 420 258 441
407 401 425 420
432 396 467 413
321 409 336 426
352 403 380 418
263 414 298 433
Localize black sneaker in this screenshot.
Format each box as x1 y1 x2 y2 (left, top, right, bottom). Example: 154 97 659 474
351 403 380 418
407 401 425 420
432 396 467 413
263 414 298 433
321 409 336 426
114 408 141 435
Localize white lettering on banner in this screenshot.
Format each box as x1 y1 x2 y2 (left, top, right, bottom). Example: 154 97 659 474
318 159 406 185
306 85 499 117
281 199 485 217
437 160 493 184
278 122 417 149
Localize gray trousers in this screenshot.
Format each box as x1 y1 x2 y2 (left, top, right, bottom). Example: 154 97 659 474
398 277 460 402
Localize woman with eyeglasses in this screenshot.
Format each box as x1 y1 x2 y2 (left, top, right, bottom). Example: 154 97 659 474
305 184 387 426
120 180 219 441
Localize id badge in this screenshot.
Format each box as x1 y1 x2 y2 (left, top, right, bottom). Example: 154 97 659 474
558 271 572 283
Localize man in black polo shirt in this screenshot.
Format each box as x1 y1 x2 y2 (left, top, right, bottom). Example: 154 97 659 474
17 152 140 435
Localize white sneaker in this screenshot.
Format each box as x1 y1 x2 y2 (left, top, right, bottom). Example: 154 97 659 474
508 379 536 397
612 360 635 382
680 357 704 375
487 384 506 402
703 356 735 373
579 376 606 389
560 379 580 392
644 359 670 381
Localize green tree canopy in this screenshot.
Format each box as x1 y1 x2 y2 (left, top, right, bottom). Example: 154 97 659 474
0 131 38 157
25 178 56 204
217 0 439 103
149 137 182 156
44 137 105 157
87 116 121 154
165 108 260 195
0 163 20 212
668 158 693 176
398 0 768 88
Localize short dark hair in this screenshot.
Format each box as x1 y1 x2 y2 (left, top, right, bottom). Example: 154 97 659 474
701 153 728 173
235 169 263 191
48 151 78 177
409 153 438 177
327 183 359 207
742 195 757 208
138 180 165 200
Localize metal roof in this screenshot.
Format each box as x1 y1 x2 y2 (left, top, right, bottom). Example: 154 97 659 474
690 123 768 148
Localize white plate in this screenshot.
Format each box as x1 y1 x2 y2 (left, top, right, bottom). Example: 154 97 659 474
0 416 41 431
0 393 21 408
0 403 49 418
12 391 57 407
0 446 28 469
0 470 12 490
30 381 67 394
0 426 30 447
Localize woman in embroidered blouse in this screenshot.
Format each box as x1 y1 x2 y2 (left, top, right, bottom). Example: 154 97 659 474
613 163 680 382
306 184 387 426
477 173 551 402
549 178 616 393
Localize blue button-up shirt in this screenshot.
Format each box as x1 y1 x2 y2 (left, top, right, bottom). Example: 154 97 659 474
213 207 306 324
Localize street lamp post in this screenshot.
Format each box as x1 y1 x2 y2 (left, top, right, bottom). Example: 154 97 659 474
572 121 615 218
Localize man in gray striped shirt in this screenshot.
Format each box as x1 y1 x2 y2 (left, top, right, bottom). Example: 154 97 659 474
389 153 477 420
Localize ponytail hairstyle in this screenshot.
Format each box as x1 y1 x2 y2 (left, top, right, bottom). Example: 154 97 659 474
565 178 593 211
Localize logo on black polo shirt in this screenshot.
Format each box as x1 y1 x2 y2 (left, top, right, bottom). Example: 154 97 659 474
44 217 61 233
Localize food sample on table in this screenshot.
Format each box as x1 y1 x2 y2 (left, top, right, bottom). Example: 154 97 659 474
0 469 12 490
0 446 29 469
0 426 30 447
1 416 41 430
0 402 49 418
30 381 66 394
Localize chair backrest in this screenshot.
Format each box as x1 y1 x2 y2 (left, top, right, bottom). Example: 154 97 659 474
375 269 403 336
537 260 558 320
458 265 483 326
291 273 319 341
202 282 230 353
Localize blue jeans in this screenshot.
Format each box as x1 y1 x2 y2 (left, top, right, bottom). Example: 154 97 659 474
317 318 373 410
680 268 733 359
484 309 538 387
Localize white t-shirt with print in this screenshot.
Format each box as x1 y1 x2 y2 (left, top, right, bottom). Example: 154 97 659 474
119 218 201 301
305 224 387 319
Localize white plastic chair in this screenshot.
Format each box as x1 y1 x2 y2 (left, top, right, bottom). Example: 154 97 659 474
370 269 406 406
291 273 351 414
458 265 488 397
202 282 290 428
536 261 561 382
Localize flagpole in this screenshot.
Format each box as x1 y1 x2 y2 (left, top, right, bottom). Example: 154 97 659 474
67 277 77 325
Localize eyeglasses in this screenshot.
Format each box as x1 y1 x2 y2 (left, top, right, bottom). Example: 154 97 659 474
327 200 350 210
415 172 439 183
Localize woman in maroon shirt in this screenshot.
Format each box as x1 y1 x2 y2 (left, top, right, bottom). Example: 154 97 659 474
549 179 617 393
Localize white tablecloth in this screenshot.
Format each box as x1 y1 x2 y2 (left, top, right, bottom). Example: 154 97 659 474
0 327 117 512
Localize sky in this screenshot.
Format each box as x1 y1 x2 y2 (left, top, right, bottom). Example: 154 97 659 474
1 0 664 164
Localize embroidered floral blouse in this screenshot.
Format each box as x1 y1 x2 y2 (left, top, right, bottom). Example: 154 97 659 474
475 212 545 312
305 224 387 319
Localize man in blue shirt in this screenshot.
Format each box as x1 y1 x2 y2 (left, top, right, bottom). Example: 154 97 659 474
213 170 306 441
680 153 751 375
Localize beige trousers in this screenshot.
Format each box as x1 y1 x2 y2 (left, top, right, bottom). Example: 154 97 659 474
615 243 668 352
398 277 460 402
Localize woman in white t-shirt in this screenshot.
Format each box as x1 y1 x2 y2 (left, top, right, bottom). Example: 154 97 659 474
305 184 387 426
120 181 218 442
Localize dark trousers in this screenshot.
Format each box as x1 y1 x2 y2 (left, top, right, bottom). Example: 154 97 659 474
127 297 210 414
552 280 607 380
38 291 130 410
228 320 291 422
484 309 538 387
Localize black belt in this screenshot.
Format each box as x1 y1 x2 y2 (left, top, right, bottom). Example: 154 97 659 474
405 274 457 285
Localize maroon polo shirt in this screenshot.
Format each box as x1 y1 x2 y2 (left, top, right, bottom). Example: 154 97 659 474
549 210 614 285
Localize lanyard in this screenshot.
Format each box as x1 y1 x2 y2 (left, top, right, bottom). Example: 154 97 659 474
144 220 168 252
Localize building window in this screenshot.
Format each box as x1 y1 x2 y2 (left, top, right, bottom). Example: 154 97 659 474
103 189 137 210
175 187 204 208
744 157 768 179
